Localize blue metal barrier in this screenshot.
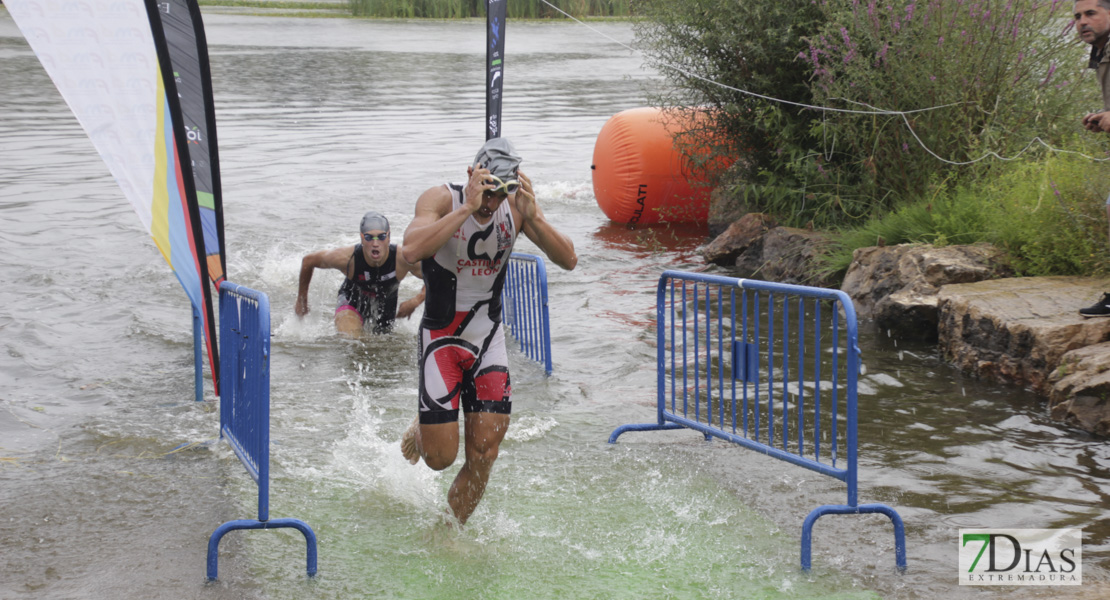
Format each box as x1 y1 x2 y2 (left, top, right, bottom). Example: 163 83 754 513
501 252 553 374
609 271 906 571
207 281 318 581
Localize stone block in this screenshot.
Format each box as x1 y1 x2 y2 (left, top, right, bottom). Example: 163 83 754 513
697 213 776 266
937 277 1110 396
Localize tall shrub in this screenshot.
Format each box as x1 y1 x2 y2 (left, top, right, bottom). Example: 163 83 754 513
805 0 1090 217
634 0 1101 227
632 0 827 219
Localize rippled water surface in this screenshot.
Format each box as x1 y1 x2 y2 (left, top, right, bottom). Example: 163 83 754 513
1 11 1108 599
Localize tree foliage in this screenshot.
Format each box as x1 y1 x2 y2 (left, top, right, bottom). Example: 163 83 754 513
806 0 1088 218
635 0 1097 227
633 0 827 220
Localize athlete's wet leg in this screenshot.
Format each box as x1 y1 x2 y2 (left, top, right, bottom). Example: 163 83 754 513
417 421 460 471
447 412 510 525
334 308 363 338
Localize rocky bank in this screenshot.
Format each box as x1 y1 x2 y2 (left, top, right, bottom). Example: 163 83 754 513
700 220 1110 437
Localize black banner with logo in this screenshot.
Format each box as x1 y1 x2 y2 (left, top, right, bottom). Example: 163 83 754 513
486 0 507 140
145 0 223 395
148 0 226 288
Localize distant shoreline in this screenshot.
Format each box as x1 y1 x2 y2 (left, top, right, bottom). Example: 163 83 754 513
196 0 634 21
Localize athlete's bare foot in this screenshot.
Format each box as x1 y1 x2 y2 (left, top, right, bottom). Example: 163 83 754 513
400 417 420 465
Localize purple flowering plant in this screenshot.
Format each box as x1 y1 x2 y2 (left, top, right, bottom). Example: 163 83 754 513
633 0 1103 230
803 0 1089 215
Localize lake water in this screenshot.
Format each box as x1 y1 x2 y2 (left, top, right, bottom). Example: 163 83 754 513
1 11 1108 599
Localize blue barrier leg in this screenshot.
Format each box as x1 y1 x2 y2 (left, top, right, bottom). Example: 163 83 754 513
608 422 685 444
801 504 907 572
207 518 319 581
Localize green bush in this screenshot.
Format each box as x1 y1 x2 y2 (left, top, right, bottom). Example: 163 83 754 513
987 152 1110 276
635 0 1099 228
802 0 1090 218
821 178 988 277
632 0 827 217
349 0 470 18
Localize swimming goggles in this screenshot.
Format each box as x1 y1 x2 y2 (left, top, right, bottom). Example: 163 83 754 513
484 174 520 195
362 232 388 242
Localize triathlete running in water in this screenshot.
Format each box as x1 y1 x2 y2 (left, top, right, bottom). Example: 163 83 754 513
399 137 578 525
296 211 425 336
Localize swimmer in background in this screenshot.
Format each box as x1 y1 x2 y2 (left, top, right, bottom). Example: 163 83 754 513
399 137 577 526
296 211 425 336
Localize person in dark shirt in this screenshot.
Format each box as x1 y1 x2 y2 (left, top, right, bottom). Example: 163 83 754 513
296 211 424 336
1076 1 1110 317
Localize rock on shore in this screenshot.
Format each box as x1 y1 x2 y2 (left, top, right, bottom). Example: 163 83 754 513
937 277 1110 394
698 213 833 286
1048 342 1110 436
700 215 1110 435
841 243 1009 341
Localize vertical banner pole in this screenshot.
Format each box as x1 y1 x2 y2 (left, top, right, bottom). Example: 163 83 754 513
144 0 222 395
193 303 204 402
486 0 507 140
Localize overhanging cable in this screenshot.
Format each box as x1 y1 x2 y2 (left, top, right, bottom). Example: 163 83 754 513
538 0 1110 164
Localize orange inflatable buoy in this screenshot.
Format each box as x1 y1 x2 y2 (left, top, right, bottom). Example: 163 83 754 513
591 107 725 226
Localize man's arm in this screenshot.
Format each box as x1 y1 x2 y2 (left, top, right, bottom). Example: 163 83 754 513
393 249 426 320
402 167 492 264
396 285 426 320
295 247 353 317
395 246 424 281
515 171 578 271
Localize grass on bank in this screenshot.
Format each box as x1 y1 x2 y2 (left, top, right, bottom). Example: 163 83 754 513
198 0 347 10
821 152 1110 281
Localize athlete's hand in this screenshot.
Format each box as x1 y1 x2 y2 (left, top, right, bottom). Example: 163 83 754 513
464 164 492 215
397 297 419 320
295 295 309 318
515 170 538 223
